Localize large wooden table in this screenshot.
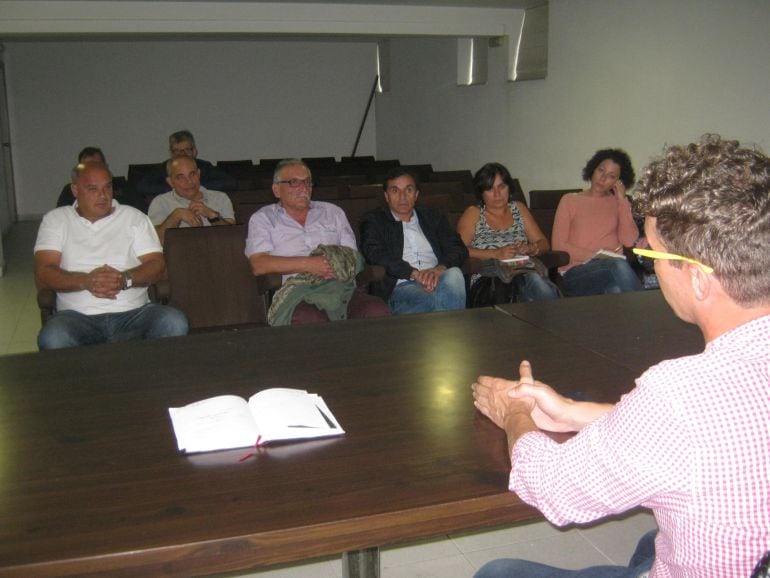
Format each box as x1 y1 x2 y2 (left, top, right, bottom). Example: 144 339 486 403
496 290 703 371
0 295 702 577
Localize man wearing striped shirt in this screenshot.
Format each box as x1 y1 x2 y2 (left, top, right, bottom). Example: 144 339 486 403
472 134 770 577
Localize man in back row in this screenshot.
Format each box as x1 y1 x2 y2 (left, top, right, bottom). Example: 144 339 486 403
148 155 235 244
56 147 146 212
245 158 389 324
473 134 770 576
35 162 188 350
136 130 236 198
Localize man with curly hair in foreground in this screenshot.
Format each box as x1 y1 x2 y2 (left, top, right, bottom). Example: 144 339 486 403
473 134 770 577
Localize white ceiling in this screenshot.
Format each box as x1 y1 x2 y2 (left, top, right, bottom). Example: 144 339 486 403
0 1 541 40
54 0 544 6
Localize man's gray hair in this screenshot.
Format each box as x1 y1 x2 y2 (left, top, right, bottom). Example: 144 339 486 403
169 130 196 147
273 158 311 183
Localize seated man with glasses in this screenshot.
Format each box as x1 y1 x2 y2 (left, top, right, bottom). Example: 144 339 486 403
359 167 468 315
245 158 389 325
136 130 236 199
472 134 770 577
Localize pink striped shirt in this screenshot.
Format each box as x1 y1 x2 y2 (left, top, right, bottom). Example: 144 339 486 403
510 315 770 577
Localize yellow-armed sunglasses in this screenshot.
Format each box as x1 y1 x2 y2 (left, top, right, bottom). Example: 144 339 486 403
632 248 714 274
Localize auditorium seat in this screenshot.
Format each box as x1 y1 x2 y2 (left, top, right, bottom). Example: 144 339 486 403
257 158 283 174
348 184 383 198
302 156 336 170
217 159 253 168
127 163 159 192
216 161 263 190
428 170 474 196
401 163 434 182
528 188 580 242
326 197 383 245
232 198 275 224
163 225 276 331
340 155 375 164
367 159 401 183
316 174 368 188
310 184 347 200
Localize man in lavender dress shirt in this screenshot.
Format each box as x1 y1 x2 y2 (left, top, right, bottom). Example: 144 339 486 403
245 158 389 325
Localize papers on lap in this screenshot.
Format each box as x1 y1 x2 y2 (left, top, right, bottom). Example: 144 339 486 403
585 249 626 262
499 255 531 265
168 388 345 453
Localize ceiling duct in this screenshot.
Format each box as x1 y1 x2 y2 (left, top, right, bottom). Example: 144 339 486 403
513 2 548 81
457 37 488 86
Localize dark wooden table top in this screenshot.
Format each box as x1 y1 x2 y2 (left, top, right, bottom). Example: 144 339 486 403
0 307 642 577
497 290 704 374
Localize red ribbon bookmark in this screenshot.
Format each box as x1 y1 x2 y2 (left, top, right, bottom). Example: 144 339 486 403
237 435 263 462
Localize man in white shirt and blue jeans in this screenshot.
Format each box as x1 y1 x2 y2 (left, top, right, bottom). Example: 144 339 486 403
35 162 188 349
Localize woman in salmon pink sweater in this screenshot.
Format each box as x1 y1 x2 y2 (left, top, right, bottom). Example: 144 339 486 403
552 148 643 296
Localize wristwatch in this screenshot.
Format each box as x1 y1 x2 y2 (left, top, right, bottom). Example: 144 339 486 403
122 270 133 290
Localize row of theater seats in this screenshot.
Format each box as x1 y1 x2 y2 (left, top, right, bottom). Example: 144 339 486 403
126 156 469 193
156 184 577 333
215 157 446 191
227 178 476 238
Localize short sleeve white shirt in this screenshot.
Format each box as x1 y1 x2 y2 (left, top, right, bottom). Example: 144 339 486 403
147 187 234 226
34 201 162 315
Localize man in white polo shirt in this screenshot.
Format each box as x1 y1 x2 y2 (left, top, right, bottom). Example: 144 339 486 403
148 155 235 244
35 162 188 350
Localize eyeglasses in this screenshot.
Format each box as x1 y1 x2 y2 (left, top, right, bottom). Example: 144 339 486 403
276 178 313 188
632 248 714 274
171 147 195 156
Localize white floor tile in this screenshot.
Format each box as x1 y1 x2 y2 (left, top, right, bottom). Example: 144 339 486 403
1 220 44 354
214 557 339 578
382 536 461 566
464 530 612 573
383 553 474 578
5 340 38 355
450 519 561 553
577 510 657 565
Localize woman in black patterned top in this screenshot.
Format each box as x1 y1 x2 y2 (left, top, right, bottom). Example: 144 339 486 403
457 163 559 302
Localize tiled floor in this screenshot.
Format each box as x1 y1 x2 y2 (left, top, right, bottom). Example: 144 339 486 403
1 220 658 577
0 220 43 355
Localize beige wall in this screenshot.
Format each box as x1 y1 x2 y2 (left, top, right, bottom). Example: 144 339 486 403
5 39 378 217
4 0 769 217
376 0 770 194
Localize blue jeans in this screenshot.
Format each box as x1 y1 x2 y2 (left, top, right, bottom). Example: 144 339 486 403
514 272 560 302
474 529 657 578
388 267 466 315
38 303 189 350
562 258 642 297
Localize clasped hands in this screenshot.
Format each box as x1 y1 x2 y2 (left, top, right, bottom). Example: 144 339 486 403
472 361 577 434
410 265 446 292
173 201 217 227
85 265 124 299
